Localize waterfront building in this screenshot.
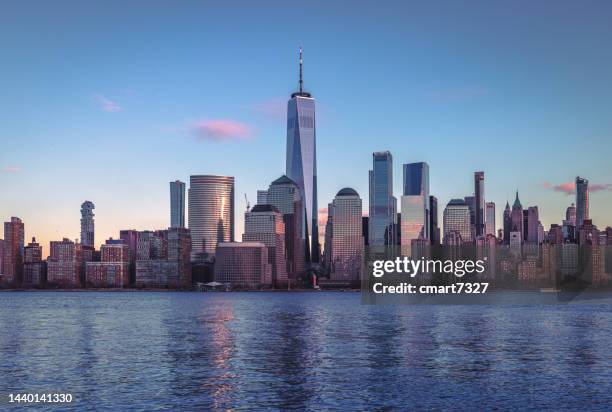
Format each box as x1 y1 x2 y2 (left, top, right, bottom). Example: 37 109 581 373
2 217 24 285
286 48 319 262
400 162 429 254
214 242 272 288
474 171 485 236
242 204 287 287
443 199 471 243
23 237 45 286
464 195 476 241
330 188 363 282
80 201 95 247
135 260 180 288
188 175 235 260
369 151 396 246
86 240 130 288
485 202 495 236
575 176 589 231
120 229 138 285
170 180 186 228
167 227 192 287
47 238 80 287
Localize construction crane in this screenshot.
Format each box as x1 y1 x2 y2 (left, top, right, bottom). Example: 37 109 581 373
244 193 250 212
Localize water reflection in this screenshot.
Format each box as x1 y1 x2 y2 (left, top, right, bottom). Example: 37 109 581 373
1 292 612 410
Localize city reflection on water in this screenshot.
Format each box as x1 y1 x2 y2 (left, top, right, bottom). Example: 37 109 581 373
1 291 612 410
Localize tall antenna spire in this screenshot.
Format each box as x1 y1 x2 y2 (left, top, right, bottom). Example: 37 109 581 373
299 46 303 94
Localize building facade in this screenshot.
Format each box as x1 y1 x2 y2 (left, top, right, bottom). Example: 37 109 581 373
214 242 272 288
286 48 319 263
474 171 485 236
80 201 95 247
575 176 589 231
3 217 25 285
170 180 186 228
400 162 430 254
188 175 235 260
443 199 471 243
369 151 396 247
330 188 363 281
242 204 287 287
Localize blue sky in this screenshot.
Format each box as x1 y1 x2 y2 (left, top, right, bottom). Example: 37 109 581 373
1 1 611 249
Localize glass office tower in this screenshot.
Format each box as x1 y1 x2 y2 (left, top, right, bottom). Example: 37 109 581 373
400 162 430 254
474 171 485 236
369 151 396 246
170 180 186 228
286 48 319 262
188 175 234 261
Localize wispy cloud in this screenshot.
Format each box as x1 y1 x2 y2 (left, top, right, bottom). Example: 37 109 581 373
190 119 253 142
94 95 122 112
543 181 612 195
1 166 20 173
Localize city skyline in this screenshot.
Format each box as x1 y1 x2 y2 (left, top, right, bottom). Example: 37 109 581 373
2 2 612 250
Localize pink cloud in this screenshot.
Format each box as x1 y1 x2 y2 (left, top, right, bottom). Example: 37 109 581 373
1 166 20 173
190 119 253 142
94 95 122 112
543 181 612 195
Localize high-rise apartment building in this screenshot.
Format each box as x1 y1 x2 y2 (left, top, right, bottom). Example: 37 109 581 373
80 201 95 247
47 238 80 287
526 206 540 244
23 237 45 286
369 151 396 246
86 240 130 288
170 180 186 228
3 217 25 285
575 176 589 231
485 202 495 236
188 175 234 260
286 48 319 263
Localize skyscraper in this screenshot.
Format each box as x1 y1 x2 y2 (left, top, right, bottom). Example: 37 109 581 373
80 201 95 247
503 201 512 244
575 176 589 231
286 47 319 263
485 202 496 236
429 195 439 245
474 171 485 236
369 151 396 246
400 162 430 254
330 188 363 281
263 175 305 279
170 180 186 228
511 191 523 241
188 175 235 260
23 237 45 286
443 199 471 243
3 217 25 285
526 206 539 244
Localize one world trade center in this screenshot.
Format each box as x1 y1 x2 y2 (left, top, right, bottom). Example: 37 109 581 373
286 47 319 263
